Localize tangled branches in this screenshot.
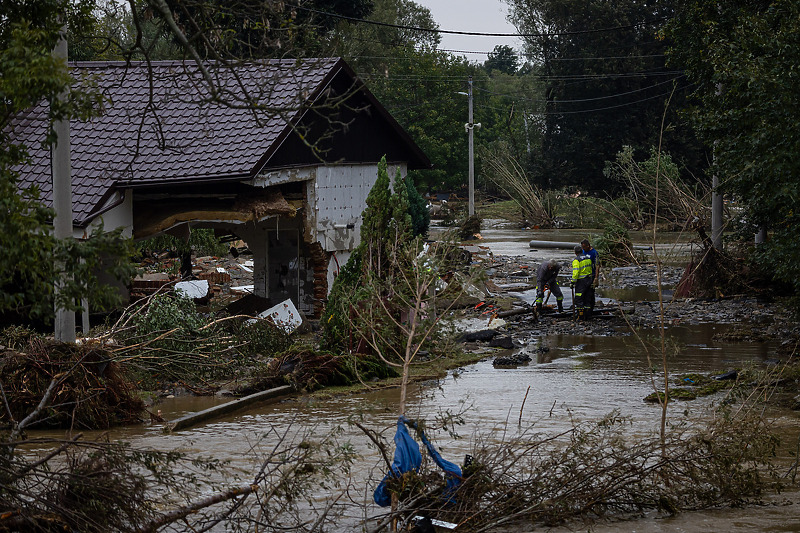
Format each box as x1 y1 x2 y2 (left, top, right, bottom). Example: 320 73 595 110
675 217 761 299
0 424 356 532
372 409 781 532
101 292 291 389
603 146 710 230
0 337 144 430
234 347 396 395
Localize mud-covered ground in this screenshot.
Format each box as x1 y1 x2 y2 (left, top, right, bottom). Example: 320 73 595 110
465 253 800 360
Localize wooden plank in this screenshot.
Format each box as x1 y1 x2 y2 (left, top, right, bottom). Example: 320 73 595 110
165 385 293 432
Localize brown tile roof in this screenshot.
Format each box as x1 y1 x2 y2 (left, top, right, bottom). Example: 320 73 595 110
10 58 422 226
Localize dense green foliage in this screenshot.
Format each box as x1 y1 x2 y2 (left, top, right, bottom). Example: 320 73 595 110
484 45 520 75
67 0 374 62
406 174 430 238
328 0 541 193
321 156 418 353
667 0 800 299
1 0 136 322
506 0 703 192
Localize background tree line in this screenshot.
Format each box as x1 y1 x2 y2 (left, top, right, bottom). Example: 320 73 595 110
3 0 800 317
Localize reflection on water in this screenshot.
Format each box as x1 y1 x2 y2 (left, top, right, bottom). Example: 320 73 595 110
36 322 794 532
599 286 673 302
25 227 800 531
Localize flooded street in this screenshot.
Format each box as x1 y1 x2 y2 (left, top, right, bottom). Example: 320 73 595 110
63 227 800 530
114 324 800 531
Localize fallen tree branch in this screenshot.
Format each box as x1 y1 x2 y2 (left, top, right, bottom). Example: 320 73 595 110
10 373 65 442
136 483 258 533
11 434 83 479
353 420 392 471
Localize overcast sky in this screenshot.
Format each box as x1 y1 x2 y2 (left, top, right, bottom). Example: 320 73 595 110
416 0 522 61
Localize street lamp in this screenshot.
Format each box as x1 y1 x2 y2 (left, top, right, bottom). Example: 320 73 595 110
457 76 480 217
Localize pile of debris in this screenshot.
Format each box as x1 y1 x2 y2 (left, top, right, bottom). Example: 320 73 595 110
0 335 144 429
131 252 257 302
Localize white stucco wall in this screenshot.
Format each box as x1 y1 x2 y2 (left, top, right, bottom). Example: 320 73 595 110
77 190 133 239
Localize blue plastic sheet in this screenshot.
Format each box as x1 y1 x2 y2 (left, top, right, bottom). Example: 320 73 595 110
419 431 462 502
373 417 422 506
373 416 463 507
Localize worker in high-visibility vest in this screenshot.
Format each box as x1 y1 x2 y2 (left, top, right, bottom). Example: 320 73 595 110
570 245 593 320
581 239 600 314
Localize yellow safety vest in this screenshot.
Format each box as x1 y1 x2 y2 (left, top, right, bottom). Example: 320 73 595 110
572 255 592 281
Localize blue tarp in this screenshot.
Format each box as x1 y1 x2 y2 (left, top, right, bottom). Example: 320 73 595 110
418 430 462 503
373 416 462 507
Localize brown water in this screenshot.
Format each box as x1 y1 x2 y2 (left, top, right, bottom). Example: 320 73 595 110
66 323 795 532
27 228 800 531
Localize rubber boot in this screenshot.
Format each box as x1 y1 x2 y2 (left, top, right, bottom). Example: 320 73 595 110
557 301 564 313
584 308 592 320
536 302 543 315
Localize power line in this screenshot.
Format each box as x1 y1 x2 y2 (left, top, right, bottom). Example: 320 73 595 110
391 85 690 118
346 51 667 62
371 79 691 118
541 54 666 62
295 4 669 39
357 70 684 83
475 74 686 103
359 74 467 81
548 85 691 114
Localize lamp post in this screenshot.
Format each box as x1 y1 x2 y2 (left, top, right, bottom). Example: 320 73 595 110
458 76 480 217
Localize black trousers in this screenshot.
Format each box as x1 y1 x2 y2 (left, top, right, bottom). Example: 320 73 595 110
586 284 595 310
574 277 592 310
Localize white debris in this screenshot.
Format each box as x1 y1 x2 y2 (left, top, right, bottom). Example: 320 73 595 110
230 285 254 294
174 280 209 299
247 298 303 334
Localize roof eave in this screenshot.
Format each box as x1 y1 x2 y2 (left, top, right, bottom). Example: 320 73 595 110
252 58 432 175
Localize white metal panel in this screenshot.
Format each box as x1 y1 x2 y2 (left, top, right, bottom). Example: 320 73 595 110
310 163 407 253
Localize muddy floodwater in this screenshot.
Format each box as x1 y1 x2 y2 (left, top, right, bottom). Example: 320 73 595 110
50 227 800 531
111 325 800 532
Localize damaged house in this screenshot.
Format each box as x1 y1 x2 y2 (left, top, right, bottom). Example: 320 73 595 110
11 58 430 318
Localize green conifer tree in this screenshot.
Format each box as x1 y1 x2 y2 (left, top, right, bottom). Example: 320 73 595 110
321 156 426 353
389 168 412 242
361 156 392 275
406 174 430 238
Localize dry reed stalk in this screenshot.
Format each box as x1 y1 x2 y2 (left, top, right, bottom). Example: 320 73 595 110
480 145 551 226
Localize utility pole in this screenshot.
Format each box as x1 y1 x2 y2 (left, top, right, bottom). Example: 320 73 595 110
467 76 474 216
463 76 481 217
456 79 480 217
52 22 75 343
711 82 723 250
